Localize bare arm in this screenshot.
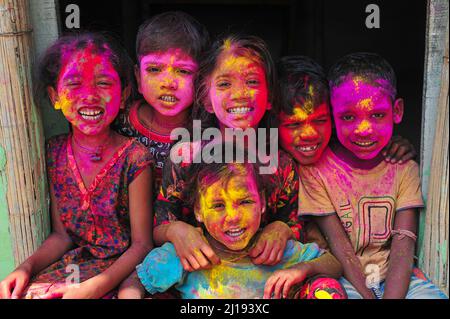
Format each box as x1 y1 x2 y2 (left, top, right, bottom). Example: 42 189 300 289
302 250 342 279
153 223 172 247
0 185 73 298
383 209 416 299
314 214 376 299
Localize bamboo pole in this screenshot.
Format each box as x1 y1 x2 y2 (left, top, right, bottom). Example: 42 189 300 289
420 22 449 296
0 0 50 270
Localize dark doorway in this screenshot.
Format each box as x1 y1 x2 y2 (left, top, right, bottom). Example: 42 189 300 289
58 0 426 154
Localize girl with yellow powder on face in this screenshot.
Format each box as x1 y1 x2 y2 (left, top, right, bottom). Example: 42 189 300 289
150 35 304 278
121 145 346 299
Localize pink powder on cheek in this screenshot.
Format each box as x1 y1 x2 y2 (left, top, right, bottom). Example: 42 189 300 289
209 53 269 129
139 51 197 116
56 48 123 134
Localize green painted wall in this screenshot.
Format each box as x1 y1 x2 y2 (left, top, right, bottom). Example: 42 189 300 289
0 146 15 280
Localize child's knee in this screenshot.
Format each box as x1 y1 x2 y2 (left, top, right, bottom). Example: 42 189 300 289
298 276 347 299
117 271 145 299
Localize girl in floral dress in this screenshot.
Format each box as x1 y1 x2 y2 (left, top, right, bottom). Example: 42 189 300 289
0 33 153 299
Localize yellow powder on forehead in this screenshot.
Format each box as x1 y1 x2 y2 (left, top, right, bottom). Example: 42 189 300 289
292 104 310 121
303 100 315 114
352 76 366 93
217 42 262 72
198 172 261 228
358 97 374 110
220 53 239 70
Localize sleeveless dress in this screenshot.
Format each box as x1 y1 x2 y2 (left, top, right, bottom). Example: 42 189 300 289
23 134 153 298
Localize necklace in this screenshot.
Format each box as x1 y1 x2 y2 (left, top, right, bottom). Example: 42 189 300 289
72 134 113 162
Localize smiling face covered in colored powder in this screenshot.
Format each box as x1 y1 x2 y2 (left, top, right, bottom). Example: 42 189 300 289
279 101 332 166
208 48 270 130
195 167 264 251
330 76 404 160
137 48 198 117
50 45 123 136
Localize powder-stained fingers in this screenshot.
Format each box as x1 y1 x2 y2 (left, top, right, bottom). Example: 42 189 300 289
274 239 288 265
400 151 416 163
266 246 281 266
384 142 400 161
263 276 278 299
282 279 295 299
0 280 12 299
275 249 284 266
186 255 201 271
11 278 26 299
200 244 221 265
248 238 266 258
193 248 212 269
273 277 286 299
252 242 272 265
181 258 194 272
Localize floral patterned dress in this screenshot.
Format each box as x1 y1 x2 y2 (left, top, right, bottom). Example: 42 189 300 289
23 134 153 298
113 100 176 198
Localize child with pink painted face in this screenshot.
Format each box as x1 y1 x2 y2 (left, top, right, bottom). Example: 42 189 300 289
0 33 153 299
114 11 209 193
293 53 446 299
277 55 420 297
120 149 346 299
151 35 303 275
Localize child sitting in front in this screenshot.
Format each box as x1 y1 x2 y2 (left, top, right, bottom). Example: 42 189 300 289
121 144 346 299
297 52 447 299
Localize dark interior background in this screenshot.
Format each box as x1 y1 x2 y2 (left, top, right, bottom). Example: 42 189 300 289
57 0 427 156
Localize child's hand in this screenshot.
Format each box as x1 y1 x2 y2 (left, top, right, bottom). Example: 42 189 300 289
263 263 311 299
382 135 416 164
249 221 293 266
0 264 32 299
167 221 220 272
40 281 97 299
